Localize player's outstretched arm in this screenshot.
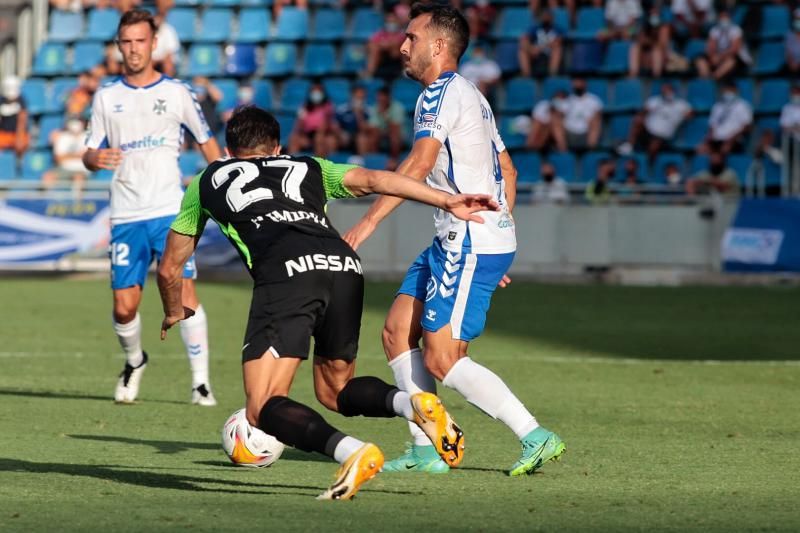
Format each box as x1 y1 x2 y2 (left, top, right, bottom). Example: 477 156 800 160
157 230 199 339
197 137 222 163
498 150 518 212
82 148 122 171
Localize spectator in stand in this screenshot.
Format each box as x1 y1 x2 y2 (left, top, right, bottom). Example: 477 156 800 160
66 69 102 120
42 116 88 192
364 10 406 79
518 9 564 76
698 80 753 156
273 0 308 23
459 42 501 100
685 151 739 196
552 78 603 152
780 84 800 143
0 76 29 158
50 0 113 12
333 83 370 154
618 82 691 159
786 9 800 75
104 42 122 76
585 157 614 203
191 77 223 136
361 86 405 167
600 0 642 41
664 162 683 187
221 82 254 123
533 160 570 204
617 158 643 199
287 82 337 157
671 0 714 38
629 2 670 78
695 9 751 80
525 89 567 151
151 0 181 77
465 0 495 40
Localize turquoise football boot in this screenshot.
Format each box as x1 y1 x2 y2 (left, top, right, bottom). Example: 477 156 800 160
381 444 450 474
508 427 566 476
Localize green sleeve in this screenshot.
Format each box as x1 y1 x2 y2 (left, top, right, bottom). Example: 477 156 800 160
312 157 359 200
170 174 208 236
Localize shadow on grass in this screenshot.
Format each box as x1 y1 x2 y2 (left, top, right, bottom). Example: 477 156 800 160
68 434 217 454
0 388 183 405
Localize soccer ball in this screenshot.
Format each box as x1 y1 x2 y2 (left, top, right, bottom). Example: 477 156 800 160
221 408 284 468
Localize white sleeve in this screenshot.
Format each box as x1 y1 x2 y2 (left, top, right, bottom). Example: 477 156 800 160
741 102 753 125
644 96 658 112
591 94 604 113
180 84 212 144
492 115 506 153
413 77 460 144
85 92 108 149
780 106 791 128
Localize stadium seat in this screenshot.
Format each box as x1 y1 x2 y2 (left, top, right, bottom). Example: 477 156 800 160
179 150 204 177
0 151 17 180
166 8 196 42
494 40 520 74
348 8 383 41
71 42 105 74
48 10 83 42
755 116 780 138
323 78 351 106
614 152 648 182
569 40 604 73
760 5 790 40
757 80 790 114
21 79 47 115
197 8 233 43
187 44 222 77
689 154 710 175
752 42 785 75
548 152 576 182
340 43 367 74
174 0 200 5
598 40 631 75
502 78 537 114
32 42 67 76
279 78 311 111
274 7 309 41
328 151 353 164
735 78 754 105
682 39 706 61
686 79 716 113
312 9 346 41
224 44 257 77
608 79 643 113
264 43 297 77
551 7 570 33
762 158 782 187
48 77 78 114
587 78 609 106
302 44 337 76
86 8 118 41
211 78 239 113
652 153 685 183
608 114 633 146
252 79 274 109
674 116 708 151
207 0 240 5
541 76 570 99
391 78 419 112
513 151 541 183
570 7 604 39
21 150 53 181
34 115 63 149
491 7 533 40
275 112 296 145
727 154 752 185
235 8 270 42
499 116 527 150
90 168 114 181
363 153 390 170
581 151 612 182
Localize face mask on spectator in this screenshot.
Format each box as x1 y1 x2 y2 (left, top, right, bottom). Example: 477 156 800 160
649 15 660 26
195 86 208 98
710 162 725 175
476 0 489 7
1 76 20 100
309 90 325 105
722 91 736 102
573 86 586 96
238 87 254 104
541 18 552 29
667 169 682 185
386 21 399 32
718 17 731 29
66 119 84 134
794 19 800 31
542 171 554 183
792 94 800 104
663 89 674 101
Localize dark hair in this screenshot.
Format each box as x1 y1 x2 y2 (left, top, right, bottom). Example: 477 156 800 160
225 105 280 156
409 2 470 61
117 9 158 38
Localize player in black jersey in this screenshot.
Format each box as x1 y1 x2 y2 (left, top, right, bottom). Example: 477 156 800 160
156 106 498 500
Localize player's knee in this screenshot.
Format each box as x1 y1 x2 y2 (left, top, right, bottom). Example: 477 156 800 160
423 351 458 381
112 304 137 324
314 385 340 413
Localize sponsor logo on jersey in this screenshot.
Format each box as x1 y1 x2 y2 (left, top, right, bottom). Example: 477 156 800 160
119 135 167 152
251 209 329 229
113 104 124 113
425 277 437 302
497 214 514 229
425 309 437 321
284 254 363 278
153 99 167 115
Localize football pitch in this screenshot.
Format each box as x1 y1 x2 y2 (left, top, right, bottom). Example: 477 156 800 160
0 278 798 532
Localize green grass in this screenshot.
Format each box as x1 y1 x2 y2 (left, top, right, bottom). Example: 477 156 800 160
0 279 799 532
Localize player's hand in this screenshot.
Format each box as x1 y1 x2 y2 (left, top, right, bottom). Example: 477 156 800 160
94 148 123 170
342 218 377 251
498 274 511 288
160 307 196 340
445 194 500 223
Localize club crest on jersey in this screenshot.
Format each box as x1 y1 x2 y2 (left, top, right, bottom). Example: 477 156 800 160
153 99 167 115
113 104 123 113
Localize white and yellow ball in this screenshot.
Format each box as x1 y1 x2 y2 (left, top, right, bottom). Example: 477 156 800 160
221 408 284 468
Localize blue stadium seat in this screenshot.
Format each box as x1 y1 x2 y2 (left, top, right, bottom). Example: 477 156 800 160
21 79 47 115
569 40 604 73
363 153 390 170
499 116 527 150
755 116 780 138
391 78 419 112
652 153 685 183
303 44 337 76
312 9 346 41
235 8 270 42
548 152 576 182
551 7 570 33
21 150 53 181
608 114 632 146
735 78 754 105
49 10 83 42
752 41 785 75
762 158 782 187
252 79 274 109
0 151 17 180
224 44 257 76
581 151 612 182
360 78 385 106
494 40 520 74
541 76 570 99
49 77 78 114
279 78 311 111
727 154 751 185
174 0 200 5
689 154 710 175
264 43 297 77
71 42 105 74
599 40 631 75
90 168 114 181
348 8 382 41
492 7 533 39
187 45 222 77
502 78 536 114
240 0 272 5
328 151 353 164
587 78 608 106
682 39 706 60
757 80 790 114
760 5 790 40
570 7 604 39
340 43 367 74
197 8 233 43
179 150 204 177
32 43 67 76
86 8 118 41
207 0 240 5
275 112 296 145
686 79 716 113
608 79 643 113
323 78 351 106
274 7 309 41
166 8 196 42
614 153 648 182
514 151 541 183
212 78 239 113
34 115 63 149
674 116 708 151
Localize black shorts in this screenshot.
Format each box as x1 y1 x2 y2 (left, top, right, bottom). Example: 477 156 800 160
241 245 364 363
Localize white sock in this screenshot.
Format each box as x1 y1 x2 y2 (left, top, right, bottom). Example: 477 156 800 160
442 357 539 439
389 348 437 446
180 304 210 388
391 390 415 420
113 313 143 368
333 435 365 464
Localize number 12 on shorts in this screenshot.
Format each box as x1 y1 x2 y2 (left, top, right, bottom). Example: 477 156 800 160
111 242 130 266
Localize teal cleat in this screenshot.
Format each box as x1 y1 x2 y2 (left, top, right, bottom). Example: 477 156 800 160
508 427 566 477
381 444 451 474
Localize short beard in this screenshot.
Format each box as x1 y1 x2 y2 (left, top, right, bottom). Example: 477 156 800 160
405 55 431 83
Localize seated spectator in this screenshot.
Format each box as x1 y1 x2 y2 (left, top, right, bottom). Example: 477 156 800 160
629 2 670 78
533 161 570 204
287 82 337 157
0 76 29 157
365 10 406 79
459 43 501 99
552 78 603 152
42 116 88 192
617 158 643 199
671 0 714 38
600 0 642 41
66 69 102 120
525 89 567 151
518 9 564 76
361 87 406 167
584 157 614 203
786 9 800 75
191 77 223 136
685 151 739 196
466 0 495 40
780 84 800 143
221 83 254 123
50 0 113 12
104 42 122 76
698 80 753 156
694 9 751 80
618 83 691 159
664 162 684 187
151 0 181 77
273 0 308 23
333 84 370 154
